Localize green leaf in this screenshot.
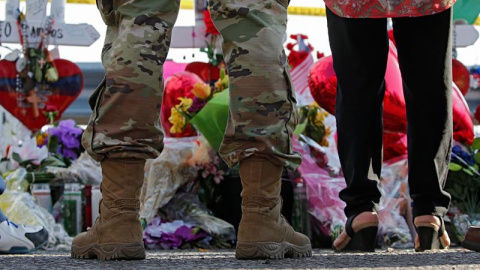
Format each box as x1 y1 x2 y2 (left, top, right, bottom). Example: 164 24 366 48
472 137 480 150
294 121 308 136
12 152 23 163
220 68 226 80
40 156 67 168
48 135 59 154
474 151 480 164
463 168 474 176
449 162 463 171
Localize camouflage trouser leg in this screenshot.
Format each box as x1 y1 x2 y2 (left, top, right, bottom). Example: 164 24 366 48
210 0 302 170
81 0 181 161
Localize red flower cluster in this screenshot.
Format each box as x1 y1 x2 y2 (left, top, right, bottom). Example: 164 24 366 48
286 34 314 70
203 10 219 36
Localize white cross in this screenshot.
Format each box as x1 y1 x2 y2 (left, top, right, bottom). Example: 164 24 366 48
0 0 100 47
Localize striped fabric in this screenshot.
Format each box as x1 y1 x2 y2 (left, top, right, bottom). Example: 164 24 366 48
290 51 315 106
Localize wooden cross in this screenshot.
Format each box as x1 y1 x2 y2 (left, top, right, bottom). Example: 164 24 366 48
26 90 42 118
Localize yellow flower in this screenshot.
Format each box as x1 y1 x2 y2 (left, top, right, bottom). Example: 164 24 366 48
36 133 48 146
191 83 211 100
214 79 224 91
178 97 193 110
320 127 331 147
169 107 186 134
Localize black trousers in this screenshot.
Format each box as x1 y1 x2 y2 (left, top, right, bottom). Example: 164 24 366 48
326 8 453 219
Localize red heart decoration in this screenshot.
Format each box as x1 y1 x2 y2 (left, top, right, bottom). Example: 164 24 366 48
0 59 84 131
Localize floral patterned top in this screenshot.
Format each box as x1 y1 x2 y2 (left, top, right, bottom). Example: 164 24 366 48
324 0 456 18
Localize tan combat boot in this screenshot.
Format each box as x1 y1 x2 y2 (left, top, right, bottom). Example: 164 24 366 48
235 157 312 259
71 158 146 260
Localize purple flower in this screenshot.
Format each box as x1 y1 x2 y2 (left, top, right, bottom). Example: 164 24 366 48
143 216 208 250
175 225 208 243
61 133 81 149
46 119 83 160
188 97 207 114
159 232 183 249
60 147 78 160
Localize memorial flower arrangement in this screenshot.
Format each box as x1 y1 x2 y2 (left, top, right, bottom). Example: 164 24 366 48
296 104 332 148
143 216 208 250
169 68 228 134
168 69 229 151
42 119 84 160
187 138 227 210
295 104 332 169
446 140 480 214
0 108 83 184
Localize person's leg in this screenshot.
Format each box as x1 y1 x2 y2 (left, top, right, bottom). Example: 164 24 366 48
326 8 388 251
210 0 311 259
212 0 301 170
326 8 388 219
81 0 179 161
72 0 180 260
392 8 452 251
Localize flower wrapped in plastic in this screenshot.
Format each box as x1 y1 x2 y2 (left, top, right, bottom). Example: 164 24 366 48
377 158 413 248
168 69 229 151
293 138 346 239
446 141 480 215
143 216 208 250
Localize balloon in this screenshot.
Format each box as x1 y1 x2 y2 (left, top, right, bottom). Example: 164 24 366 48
161 71 202 138
309 42 474 160
452 58 471 96
0 59 83 131
309 45 407 133
383 132 407 161
475 105 480 124
163 61 188 81
308 56 337 114
452 82 474 145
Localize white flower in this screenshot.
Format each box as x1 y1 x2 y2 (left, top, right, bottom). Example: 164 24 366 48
9 136 48 168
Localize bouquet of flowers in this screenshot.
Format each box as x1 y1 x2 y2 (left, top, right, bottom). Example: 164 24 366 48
6 119 84 184
294 104 332 168
446 140 480 214
169 69 229 150
295 104 331 147
186 137 226 209
39 119 84 160
143 216 208 250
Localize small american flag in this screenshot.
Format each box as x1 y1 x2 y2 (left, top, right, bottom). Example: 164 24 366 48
290 36 315 106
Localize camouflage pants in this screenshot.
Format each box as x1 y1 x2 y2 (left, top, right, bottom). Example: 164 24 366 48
82 0 301 170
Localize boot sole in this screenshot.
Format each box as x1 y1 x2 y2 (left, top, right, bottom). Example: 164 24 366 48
236 242 312 260
71 243 145 260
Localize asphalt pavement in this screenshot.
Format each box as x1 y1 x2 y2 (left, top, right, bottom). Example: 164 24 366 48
1 248 480 270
